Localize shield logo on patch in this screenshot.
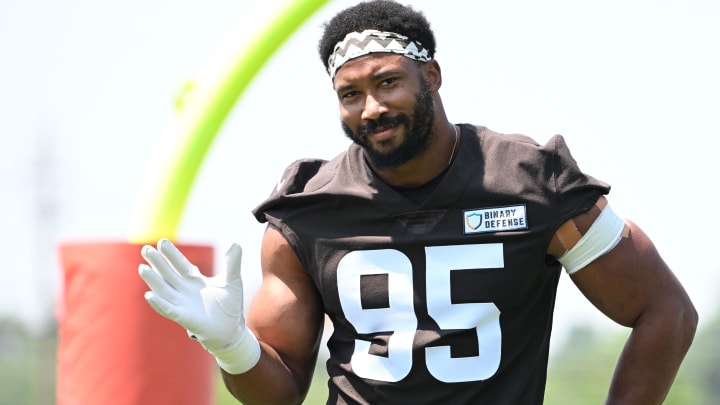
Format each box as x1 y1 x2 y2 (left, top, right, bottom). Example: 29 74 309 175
465 212 482 230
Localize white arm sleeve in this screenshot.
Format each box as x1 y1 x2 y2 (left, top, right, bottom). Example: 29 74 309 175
558 203 626 274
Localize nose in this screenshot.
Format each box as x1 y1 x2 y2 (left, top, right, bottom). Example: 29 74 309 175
360 92 389 121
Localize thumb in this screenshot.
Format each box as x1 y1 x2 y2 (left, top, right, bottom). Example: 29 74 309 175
223 243 243 283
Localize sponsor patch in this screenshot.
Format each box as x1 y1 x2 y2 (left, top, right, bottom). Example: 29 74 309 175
463 205 528 234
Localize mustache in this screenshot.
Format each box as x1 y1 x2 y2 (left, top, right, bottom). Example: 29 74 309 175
355 114 409 139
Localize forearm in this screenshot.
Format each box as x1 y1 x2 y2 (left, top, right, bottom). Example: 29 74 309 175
605 303 698 404
221 341 315 405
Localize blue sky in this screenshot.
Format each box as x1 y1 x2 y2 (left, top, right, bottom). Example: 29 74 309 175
1 0 718 346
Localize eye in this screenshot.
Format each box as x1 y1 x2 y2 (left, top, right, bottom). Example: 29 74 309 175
380 77 398 87
340 90 361 104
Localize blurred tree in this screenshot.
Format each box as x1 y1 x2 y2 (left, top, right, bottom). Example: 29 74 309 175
545 320 709 404
545 326 624 404
1 311 712 405
675 309 720 402
0 317 57 405
0 318 33 403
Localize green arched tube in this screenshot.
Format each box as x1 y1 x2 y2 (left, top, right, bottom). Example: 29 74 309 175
128 0 330 243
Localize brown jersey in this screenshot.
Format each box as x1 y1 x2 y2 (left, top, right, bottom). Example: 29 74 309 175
253 125 610 404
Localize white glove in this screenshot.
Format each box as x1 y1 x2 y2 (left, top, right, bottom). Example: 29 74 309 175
139 239 261 374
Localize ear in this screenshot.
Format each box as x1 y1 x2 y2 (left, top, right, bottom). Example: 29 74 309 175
422 60 442 91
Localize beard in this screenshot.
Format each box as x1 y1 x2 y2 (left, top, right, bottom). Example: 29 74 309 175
342 78 435 171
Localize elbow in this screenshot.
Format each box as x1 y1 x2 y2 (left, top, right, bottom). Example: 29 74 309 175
681 300 699 346
638 292 699 353
664 293 699 353
222 370 308 405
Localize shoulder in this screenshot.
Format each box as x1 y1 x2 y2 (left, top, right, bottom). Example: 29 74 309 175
475 125 541 146
472 125 578 157
261 153 341 197
461 124 610 217
465 125 586 180
252 146 365 223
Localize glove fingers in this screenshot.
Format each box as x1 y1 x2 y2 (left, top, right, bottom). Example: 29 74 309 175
138 264 181 304
143 290 181 322
141 243 188 290
224 243 243 283
157 239 200 278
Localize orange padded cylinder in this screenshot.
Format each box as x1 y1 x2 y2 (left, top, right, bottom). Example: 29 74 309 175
57 242 216 405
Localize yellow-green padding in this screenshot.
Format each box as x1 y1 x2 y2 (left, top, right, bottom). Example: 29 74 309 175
128 0 329 243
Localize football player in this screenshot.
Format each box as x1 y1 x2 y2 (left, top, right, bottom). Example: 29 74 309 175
139 1 697 403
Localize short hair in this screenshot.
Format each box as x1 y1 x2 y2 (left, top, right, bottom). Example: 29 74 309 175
318 0 437 73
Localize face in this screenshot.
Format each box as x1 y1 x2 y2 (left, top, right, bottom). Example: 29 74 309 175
334 54 436 170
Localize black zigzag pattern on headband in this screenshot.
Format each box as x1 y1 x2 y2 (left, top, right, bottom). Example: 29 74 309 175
328 29 430 78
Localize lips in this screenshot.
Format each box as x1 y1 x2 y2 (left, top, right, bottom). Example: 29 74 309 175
361 113 404 132
369 125 396 141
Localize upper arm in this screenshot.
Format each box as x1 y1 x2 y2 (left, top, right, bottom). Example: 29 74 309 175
548 196 694 327
569 219 692 327
246 225 324 391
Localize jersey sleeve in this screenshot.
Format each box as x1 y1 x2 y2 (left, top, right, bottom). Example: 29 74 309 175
546 134 611 225
548 135 609 198
252 158 327 224
476 127 611 243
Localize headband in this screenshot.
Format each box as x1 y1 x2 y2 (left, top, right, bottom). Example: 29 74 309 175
327 29 431 79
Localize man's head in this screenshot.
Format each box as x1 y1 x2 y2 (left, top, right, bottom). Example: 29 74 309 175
318 0 437 79
320 1 443 171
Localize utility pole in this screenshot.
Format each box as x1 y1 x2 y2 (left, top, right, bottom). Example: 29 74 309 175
31 125 59 404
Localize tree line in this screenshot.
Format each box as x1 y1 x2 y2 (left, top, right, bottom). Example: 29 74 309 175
1 312 717 404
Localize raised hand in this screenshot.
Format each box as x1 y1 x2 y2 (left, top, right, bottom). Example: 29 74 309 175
139 239 261 374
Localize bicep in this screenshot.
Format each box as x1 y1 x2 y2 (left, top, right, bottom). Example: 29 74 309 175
548 196 689 327
246 226 324 385
569 219 687 327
